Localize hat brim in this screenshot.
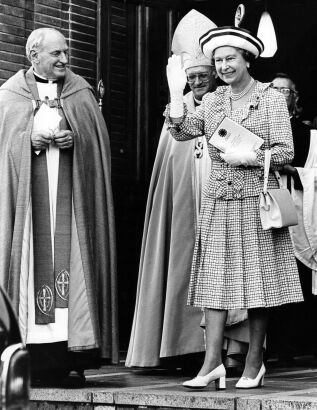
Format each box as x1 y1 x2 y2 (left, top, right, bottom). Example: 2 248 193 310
200 27 264 59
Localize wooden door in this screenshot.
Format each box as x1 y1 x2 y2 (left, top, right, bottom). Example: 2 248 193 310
98 0 190 349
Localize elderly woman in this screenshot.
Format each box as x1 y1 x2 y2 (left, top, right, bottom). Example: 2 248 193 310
165 26 303 390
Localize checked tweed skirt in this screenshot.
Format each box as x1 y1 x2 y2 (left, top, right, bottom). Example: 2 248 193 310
187 195 304 310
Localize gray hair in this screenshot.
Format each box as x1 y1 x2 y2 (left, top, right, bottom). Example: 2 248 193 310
211 47 255 65
25 27 64 62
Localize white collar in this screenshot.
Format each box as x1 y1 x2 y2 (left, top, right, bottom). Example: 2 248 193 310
33 70 57 84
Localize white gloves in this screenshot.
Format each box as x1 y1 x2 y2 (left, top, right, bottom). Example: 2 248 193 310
166 54 187 94
166 55 187 118
220 150 259 167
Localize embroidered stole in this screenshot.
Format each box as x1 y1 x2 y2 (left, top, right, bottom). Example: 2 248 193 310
26 72 73 324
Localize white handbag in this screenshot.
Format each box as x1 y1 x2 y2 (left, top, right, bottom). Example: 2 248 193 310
259 150 298 230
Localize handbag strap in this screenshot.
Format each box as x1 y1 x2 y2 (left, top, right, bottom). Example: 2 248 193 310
263 149 271 194
263 149 284 193
273 170 284 188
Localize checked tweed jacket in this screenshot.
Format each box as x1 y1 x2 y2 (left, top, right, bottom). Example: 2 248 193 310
165 81 303 309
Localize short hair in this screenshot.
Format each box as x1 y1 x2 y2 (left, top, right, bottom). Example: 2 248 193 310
211 46 255 66
273 72 297 91
238 48 255 64
25 27 64 62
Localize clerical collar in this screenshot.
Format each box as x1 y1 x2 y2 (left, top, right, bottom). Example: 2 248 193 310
33 72 58 84
194 97 202 106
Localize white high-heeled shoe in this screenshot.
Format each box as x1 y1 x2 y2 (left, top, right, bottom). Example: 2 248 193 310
235 363 266 389
182 364 226 389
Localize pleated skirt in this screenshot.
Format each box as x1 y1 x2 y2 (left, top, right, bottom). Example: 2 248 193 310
187 195 304 309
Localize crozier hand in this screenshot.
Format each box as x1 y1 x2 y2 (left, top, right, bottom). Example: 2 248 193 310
31 132 53 150
54 130 74 149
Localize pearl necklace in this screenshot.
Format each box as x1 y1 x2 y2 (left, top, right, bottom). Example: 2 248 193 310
230 77 255 101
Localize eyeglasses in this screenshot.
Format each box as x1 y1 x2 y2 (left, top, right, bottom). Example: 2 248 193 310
270 86 297 97
187 73 210 84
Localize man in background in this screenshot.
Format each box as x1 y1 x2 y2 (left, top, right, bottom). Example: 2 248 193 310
271 73 311 168
269 73 315 363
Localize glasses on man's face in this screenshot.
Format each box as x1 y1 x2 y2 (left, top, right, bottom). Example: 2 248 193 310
187 73 210 84
271 86 297 97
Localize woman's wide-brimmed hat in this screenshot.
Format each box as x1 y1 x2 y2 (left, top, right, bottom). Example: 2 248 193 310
199 26 264 59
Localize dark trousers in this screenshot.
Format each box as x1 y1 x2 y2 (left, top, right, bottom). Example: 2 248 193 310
268 259 317 362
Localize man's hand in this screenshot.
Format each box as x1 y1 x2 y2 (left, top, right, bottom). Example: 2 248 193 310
53 130 74 149
282 163 297 176
31 132 53 150
282 163 303 190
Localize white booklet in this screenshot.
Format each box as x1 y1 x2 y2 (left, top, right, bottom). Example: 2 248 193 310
209 116 264 153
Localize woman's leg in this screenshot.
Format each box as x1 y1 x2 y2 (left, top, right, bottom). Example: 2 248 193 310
242 307 269 378
198 308 227 376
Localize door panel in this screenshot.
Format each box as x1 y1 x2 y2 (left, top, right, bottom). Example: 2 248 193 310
99 0 183 348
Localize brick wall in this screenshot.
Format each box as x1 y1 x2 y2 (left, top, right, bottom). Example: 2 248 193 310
0 0 98 86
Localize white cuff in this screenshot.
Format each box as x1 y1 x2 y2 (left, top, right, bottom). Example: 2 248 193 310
170 91 184 118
